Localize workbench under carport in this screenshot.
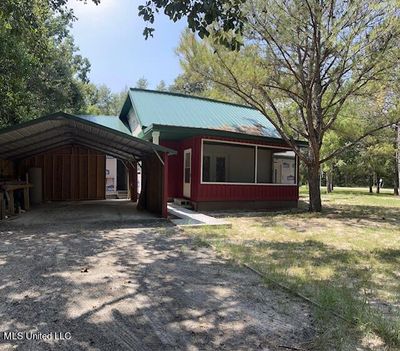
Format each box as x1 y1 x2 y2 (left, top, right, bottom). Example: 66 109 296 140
0 112 175 218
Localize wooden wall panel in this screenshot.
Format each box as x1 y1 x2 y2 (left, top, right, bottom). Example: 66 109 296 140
88 156 97 199
71 153 79 200
62 155 71 200
79 154 88 200
19 145 105 201
138 154 163 215
96 156 105 199
53 155 63 200
0 159 15 179
44 155 53 201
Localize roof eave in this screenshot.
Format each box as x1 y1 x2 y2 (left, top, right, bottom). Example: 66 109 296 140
0 112 177 159
144 124 307 146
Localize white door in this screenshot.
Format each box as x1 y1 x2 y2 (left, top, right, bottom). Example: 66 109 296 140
183 149 192 198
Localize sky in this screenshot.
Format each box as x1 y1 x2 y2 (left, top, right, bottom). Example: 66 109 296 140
69 0 186 92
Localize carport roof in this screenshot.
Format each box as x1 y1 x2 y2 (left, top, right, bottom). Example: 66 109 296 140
0 112 176 160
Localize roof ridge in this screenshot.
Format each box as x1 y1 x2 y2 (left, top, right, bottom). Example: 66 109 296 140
76 114 119 118
129 88 257 111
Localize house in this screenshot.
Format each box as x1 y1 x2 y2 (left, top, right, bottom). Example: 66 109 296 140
119 89 303 211
0 88 304 218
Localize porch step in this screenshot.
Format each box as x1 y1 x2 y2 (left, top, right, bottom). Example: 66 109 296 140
106 194 118 199
168 203 231 228
117 190 128 199
173 198 192 208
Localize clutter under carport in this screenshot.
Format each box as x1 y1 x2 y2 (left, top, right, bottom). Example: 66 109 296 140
0 181 32 219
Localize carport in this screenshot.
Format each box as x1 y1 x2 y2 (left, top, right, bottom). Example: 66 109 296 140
0 112 176 218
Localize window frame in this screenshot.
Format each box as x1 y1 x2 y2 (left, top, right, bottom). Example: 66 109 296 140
200 138 298 186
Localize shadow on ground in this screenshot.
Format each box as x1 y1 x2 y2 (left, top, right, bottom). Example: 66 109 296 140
0 219 314 350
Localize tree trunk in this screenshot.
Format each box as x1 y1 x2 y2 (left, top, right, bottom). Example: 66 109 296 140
369 175 373 193
396 124 400 196
376 174 380 194
326 170 333 193
395 163 399 196
308 163 322 212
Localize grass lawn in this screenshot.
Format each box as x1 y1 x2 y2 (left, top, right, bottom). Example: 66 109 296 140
185 186 400 350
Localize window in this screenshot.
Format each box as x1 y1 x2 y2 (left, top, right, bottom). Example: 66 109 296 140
257 148 272 183
202 141 255 183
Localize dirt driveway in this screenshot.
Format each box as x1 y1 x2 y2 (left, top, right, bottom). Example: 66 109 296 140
0 207 314 350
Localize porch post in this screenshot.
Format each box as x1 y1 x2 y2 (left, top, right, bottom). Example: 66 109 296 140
129 162 138 202
162 152 169 218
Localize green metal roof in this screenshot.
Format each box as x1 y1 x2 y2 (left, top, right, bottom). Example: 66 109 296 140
76 115 131 135
124 89 282 139
0 112 176 160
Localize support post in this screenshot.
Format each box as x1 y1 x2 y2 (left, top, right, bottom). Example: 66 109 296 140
8 190 15 215
162 152 169 218
0 191 5 220
23 187 30 210
129 161 138 202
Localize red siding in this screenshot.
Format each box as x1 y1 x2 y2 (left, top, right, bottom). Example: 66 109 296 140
195 184 298 201
161 135 299 203
161 138 196 199
161 140 182 198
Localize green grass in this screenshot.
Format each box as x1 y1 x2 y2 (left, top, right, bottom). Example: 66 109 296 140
185 187 400 350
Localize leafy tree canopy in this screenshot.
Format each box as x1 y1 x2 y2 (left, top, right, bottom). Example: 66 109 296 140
135 77 149 89
0 0 91 126
138 0 245 49
79 84 128 116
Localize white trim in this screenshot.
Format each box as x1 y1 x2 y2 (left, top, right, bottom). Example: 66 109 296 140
152 131 160 145
254 145 258 184
199 182 298 186
200 138 297 186
202 138 293 150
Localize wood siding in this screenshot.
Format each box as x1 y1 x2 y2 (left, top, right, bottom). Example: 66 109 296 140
0 159 15 179
195 184 299 201
161 136 299 203
138 154 165 215
19 145 106 201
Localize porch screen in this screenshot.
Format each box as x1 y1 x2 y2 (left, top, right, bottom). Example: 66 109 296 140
202 141 255 183
257 148 297 184
271 150 296 184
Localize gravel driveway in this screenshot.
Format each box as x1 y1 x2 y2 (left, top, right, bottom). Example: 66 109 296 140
0 215 314 350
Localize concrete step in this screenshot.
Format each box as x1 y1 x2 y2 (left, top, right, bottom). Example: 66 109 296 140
173 198 192 208
117 191 128 199
168 203 231 228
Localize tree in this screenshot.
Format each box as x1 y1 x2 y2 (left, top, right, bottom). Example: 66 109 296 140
359 136 396 194
80 84 128 115
140 0 400 211
396 124 400 195
135 77 149 89
318 123 398 194
0 0 90 127
171 32 245 103
319 91 398 193
156 80 167 91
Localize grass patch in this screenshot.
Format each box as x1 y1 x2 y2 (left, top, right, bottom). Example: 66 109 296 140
184 187 400 350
